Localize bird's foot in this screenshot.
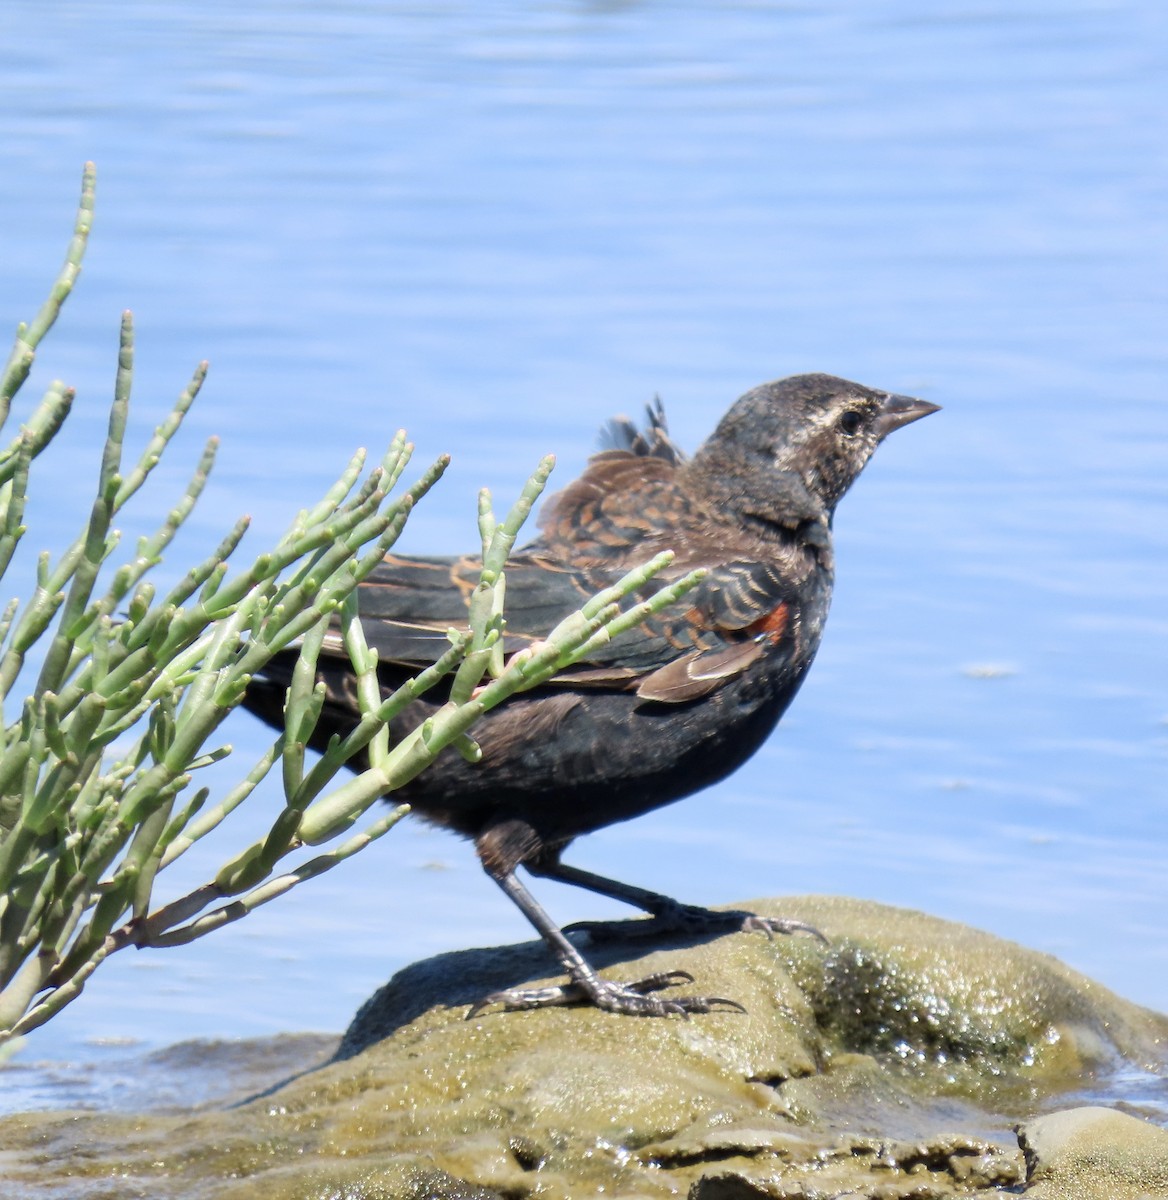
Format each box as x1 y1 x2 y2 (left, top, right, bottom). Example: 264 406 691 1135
465 970 746 1018
737 911 829 943
564 903 828 945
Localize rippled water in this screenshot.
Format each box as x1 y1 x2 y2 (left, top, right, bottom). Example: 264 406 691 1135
0 0 1164 1111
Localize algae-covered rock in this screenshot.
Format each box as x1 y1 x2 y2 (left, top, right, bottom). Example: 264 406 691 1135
0 896 1164 1199
1017 1106 1168 1199
687 1130 1025 1198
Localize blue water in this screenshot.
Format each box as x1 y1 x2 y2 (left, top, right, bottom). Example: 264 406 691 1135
0 1 1164 1108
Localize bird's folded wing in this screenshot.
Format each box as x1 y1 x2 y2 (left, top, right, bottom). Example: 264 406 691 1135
337 552 798 703
348 551 584 661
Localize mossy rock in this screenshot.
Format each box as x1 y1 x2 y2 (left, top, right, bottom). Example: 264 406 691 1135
1 896 1165 1198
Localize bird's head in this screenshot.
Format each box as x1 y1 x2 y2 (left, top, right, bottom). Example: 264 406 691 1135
690 373 939 533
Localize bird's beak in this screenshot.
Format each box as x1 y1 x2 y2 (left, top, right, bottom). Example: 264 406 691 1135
875 392 941 439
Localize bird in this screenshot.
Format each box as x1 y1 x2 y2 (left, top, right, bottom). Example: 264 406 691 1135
242 373 939 1017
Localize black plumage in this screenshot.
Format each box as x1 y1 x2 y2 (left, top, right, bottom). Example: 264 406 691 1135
244 373 938 1015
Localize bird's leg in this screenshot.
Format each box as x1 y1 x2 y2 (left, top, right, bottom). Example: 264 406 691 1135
468 820 745 1017
528 853 827 944
469 868 744 1017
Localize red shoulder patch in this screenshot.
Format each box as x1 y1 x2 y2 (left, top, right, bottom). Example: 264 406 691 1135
745 601 789 645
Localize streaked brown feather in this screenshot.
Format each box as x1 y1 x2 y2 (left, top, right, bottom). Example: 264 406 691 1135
635 640 765 703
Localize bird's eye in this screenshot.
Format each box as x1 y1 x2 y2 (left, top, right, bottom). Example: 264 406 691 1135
839 410 863 436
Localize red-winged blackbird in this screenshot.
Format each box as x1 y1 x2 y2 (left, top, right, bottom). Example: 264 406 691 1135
244 374 938 1016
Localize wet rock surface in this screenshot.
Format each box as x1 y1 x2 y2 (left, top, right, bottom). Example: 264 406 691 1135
1017 1106 1168 1199
1 896 1165 1199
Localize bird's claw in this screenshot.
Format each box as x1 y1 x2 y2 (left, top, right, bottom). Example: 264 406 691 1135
465 969 746 1019
739 914 830 944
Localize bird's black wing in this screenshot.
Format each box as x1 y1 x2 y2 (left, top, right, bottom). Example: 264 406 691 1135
336 548 801 704
338 549 598 664
344 402 689 667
